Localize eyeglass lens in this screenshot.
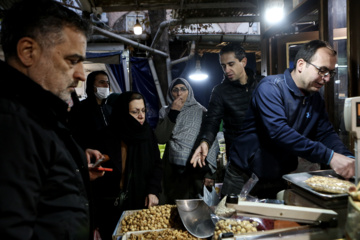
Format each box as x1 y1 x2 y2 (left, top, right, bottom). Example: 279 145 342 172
307 61 336 78
318 68 336 78
172 87 187 93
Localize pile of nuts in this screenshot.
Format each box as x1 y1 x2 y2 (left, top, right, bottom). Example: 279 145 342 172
127 229 199 240
305 176 355 194
213 219 258 240
119 205 183 233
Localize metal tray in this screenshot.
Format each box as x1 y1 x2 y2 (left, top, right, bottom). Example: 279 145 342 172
282 170 350 199
112 210 140 240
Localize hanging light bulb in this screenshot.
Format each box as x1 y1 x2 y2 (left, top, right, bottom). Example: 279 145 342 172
189 59 208 81
265 0 284 24
133 16 142 35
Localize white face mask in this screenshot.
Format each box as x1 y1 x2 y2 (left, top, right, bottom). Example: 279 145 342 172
94 87 110 100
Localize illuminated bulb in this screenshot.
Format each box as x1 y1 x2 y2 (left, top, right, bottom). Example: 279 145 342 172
133 19 142 35
189 60 208 81
265 6 284 24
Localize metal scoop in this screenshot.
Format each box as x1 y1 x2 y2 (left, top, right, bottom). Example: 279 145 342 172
176 199 215 238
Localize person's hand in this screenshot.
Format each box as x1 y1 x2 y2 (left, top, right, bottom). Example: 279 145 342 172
171 96 185 111
329 152 355 179
190 141 209 168
85 148 103 163
85 148 105 181
145 194 159 208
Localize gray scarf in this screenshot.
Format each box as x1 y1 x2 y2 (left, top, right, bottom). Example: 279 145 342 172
159 78 218 171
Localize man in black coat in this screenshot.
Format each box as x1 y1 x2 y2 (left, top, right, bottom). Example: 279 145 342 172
0 1 104 239
191 43 260 169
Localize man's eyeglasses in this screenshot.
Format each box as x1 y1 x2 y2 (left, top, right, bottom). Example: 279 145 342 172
130 109 146 115
172 87 188 93
305 61 336 78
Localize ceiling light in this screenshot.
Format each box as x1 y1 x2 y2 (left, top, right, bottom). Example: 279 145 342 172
189 59 208 81
133 18 142 35
265 7 284 24
265 0 284 24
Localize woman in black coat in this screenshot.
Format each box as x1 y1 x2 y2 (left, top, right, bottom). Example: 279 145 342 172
92 91 162 240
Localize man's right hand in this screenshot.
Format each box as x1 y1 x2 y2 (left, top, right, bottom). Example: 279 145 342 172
329 152 355 179
190 141 209 168
171 96 185 111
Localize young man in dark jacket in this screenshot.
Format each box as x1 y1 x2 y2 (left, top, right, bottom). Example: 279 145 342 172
191 43 260 169
222 40 355 199
0 1 104 239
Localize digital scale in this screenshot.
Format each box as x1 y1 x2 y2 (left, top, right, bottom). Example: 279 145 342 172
343 96 360 185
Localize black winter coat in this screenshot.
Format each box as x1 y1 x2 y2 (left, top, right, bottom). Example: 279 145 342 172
70 96 112 152
0 61 91 240
199 68 260 153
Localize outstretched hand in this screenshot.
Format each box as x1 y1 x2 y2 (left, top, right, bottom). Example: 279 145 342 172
190 141 209 168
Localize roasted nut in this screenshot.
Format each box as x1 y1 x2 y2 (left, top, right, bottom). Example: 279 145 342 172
214 219 258 236
305 176 356 194
119 205 183 234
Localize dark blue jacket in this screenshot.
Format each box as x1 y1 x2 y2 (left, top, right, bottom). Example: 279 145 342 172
229 69 353 179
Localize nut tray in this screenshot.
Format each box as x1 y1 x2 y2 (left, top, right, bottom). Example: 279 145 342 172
121 229 172 240
112 209 171 240
121 229 204 240
112 205 184 240
112 210 142 240
283 170 351 199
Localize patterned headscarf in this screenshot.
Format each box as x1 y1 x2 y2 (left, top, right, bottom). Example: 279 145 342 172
159 78 217 170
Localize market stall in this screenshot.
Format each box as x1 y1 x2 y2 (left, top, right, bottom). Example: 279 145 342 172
111 97 360 240
112 179 359 240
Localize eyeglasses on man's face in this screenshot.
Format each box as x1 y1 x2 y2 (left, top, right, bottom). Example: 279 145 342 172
305 60 336 78
172 87 188 93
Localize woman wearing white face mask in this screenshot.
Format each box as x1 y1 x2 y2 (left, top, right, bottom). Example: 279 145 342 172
69 71 113 152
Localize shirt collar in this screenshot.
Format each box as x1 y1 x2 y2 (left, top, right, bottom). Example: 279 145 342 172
284 68 304 97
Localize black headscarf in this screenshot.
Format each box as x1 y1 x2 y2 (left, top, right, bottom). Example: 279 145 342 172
109 91 151 143
107 91 162 210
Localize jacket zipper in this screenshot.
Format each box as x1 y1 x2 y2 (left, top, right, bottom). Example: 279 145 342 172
100 106 108 126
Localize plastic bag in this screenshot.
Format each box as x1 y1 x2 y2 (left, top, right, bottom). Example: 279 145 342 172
201 185 220 206
211 214 275 239
238 173 284 203
214 196 236 217
239 173 259 200
93 228 102 240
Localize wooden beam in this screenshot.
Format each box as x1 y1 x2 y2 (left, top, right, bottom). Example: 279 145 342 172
101 2 258 12
184 16 260 24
